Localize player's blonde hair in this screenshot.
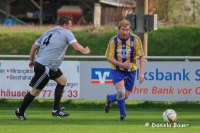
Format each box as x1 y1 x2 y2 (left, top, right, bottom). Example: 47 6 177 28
118 20 131 29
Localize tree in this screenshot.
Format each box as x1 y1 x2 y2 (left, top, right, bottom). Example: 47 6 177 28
149 0 182 24
178 0 200 25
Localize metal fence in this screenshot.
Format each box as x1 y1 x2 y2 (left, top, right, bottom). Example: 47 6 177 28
0 55 200 61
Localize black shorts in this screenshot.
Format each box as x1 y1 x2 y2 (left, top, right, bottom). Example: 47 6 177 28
29 62 63 90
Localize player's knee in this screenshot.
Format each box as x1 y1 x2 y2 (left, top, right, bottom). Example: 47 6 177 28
56 75 67 85
30 88 41 96
116 86 125 100
62 77 67 85
125 91 131 99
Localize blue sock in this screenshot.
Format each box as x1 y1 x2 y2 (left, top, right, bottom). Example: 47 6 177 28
117 98 126 116
108 94 117 102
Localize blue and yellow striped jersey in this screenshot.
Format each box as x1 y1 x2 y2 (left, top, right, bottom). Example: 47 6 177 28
105 33 144 71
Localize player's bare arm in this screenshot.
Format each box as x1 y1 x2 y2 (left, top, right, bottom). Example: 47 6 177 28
29 43 40 68
71 42 90 54
138 54 145 83
107 58 132 69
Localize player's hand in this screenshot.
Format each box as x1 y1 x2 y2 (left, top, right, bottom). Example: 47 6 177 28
138 73 144 84
29 62 35 68
84 46 90 54
123 61 132 69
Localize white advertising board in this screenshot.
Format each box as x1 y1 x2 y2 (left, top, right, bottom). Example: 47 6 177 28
80 61 200 101
1 61 200 101
0 61 80 99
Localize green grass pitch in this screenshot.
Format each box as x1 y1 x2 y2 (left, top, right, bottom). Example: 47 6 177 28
0 108 199 133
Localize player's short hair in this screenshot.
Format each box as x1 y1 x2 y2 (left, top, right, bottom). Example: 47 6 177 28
118 20 131 29
57 16 72 25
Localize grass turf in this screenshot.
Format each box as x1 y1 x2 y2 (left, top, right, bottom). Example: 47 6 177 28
0 108 199 133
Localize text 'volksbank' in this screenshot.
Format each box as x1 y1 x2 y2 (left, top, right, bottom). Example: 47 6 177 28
91 68 200 83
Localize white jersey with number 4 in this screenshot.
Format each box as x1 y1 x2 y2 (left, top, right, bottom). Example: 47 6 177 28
35 26 77 71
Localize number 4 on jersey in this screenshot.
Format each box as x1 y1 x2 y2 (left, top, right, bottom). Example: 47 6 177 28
43 34 52 46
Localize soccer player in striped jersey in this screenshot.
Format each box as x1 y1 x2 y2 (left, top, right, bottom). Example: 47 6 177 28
14 16 90 120
104 19 145 121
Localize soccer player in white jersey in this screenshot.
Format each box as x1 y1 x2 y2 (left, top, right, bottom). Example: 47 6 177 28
14 16 90 120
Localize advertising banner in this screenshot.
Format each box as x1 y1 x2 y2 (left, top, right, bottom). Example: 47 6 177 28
1 60 200 101
0 61 80 99
80 61 200 101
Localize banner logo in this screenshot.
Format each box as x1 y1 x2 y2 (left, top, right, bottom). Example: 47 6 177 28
91 68 112 84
